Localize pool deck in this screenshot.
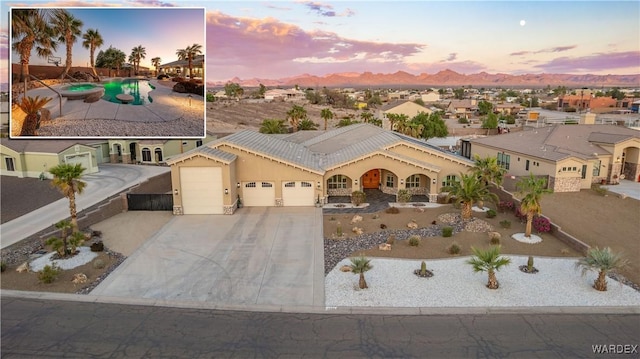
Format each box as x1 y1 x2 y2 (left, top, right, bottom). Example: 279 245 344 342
23 79 203 123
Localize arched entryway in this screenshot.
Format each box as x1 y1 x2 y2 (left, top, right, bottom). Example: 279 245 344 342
361 169 380 189
620 146 640 182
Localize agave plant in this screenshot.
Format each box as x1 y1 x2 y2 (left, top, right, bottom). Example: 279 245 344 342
17 95 51 136
575 247 628 291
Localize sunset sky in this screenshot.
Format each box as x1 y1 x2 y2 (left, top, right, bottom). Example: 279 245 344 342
1 1 639 85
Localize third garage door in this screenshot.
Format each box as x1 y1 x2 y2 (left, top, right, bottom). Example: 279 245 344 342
242 182 275 207
282 181 314 206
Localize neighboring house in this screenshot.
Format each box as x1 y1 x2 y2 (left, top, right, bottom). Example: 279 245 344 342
376 100 433 130
264 88 306 101
557 94 617 113
447 99 477 119
494 103 523 115
0 139 100 178
462 125 640 192
421 92 440 102
167 123 473 215
107 134 217 165
158 55 204 78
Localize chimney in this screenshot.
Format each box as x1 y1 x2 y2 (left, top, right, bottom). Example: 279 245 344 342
582 113 596 124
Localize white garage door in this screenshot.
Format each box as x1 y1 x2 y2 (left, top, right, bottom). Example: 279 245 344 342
282 181 314 206
243 182 275 207
66 154 91 170
180 167 223 214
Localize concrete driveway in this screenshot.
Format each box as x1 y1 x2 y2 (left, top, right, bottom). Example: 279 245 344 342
91 207 325 308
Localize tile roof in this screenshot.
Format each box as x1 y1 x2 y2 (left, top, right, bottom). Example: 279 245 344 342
379 100 410 111
0 138 101 153
470 124 640 161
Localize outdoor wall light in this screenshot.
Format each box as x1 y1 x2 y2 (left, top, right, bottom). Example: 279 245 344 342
400 179 404 185
317 181 321 189
354 179 359 185
174 189 179 195
432 178 437 184
237 182 241 188
224 188 229 195
615 156 621 163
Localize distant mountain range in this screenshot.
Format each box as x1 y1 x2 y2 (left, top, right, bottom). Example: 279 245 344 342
208 69 640 88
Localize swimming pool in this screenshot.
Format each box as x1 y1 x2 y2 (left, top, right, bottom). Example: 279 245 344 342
59 83 104 100
102 79 155 105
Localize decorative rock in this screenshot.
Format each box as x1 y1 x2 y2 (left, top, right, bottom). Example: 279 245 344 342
487 232 501 241
340 265 352 272
39 108 51 123
16 262 30 273
352 227 364 235
90 241 104 252
378 243 392 251
350 215 363 224
84 91 103 103
72 273 88 284
407 221 418 229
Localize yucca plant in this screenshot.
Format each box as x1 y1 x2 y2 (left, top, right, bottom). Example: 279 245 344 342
467 246 511 289
349 256 373 289
575 247 628 291
17 95 51 135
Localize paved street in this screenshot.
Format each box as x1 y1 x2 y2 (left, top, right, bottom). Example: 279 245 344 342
2 296 638 358
0 164 169 249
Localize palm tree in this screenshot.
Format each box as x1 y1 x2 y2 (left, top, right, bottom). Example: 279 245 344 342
443 172 498 220
471 155 507 187
176 43 203 78
54 220 72 257
386 113 400 131
516 173 553 238
287 104 307 133
575 247 628 291
320 108 333 130
467 246 511 289
349 256 373 289
16 96 51 136
11 9 58 82
49 163 87 232
298 119 319 131
130 45 146 75
51 9 83 79
360 111 374 124
391 113 409 133
112 48 126 76
259 119 287 134
151 57 161 77
82 28 103 78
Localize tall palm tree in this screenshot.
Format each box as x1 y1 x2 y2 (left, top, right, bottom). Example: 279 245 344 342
393 114 410 134
16 96 51 136
349 256 373 289
467 246 511 289
575 247 628 291
151 57 161 77
176 43 202 79
51 9 83 79
82 28 103 78
471 155 507 187
516 173 553 238
49 163 86 232
287 104 307 133
130 45 146 75
11 9 58 82
360 111 374 124
259 119 287 134
112 48 126 76
320 108 333 130
386 113 400 131
443 172 498 220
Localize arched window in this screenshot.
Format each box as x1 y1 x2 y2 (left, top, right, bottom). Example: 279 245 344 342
406 174 421 188
155 148 163 162
141 148 151 162
327 175 348 189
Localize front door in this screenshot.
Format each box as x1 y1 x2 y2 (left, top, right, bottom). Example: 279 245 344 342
362 169 379 189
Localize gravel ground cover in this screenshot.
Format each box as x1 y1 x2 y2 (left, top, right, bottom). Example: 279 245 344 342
326 256 640 308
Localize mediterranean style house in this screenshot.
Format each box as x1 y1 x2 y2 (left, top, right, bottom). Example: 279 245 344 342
0 135 216 179
463 124 640 192
167 123 474 215
376 100 433 130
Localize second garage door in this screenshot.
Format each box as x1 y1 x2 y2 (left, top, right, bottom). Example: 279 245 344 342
282 181 314 206
243 182 275 207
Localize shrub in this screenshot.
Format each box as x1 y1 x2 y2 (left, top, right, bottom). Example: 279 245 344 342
380 223 387 229
38 264 61 284
447 242 461 255
498 200 514 212
533 216 551 234
486 209 497 218
386 235 396 245
408 235 421 246
93 259 106 269
514 207 527 222
490 235 501 245
591 183 608 196
351 191 366 206
46 236 65 256
442 226 453 237
499 220 511 229
385 207 400 214
457 118 469 124
396 189 412 203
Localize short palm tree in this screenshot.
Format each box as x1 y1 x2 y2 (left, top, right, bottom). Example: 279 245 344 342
575 247 628 291
51 9 83 79
151 57 161 77
298 119 319 131
12 9 58 82
259 119 287 134
443 172 498 220
467 246 511 289
350 256 373 289
49 163 86 232
516 173 553 238
360 111 374 124
320 108 333 130
82 28 103 78
287 104 307 133
471 155 506 187
16 95 51 136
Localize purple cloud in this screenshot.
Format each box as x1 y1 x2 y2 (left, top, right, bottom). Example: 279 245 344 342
511 45 576 57
534 51 640 73
510 51 530 56
299 1 354 17
442 53 457 62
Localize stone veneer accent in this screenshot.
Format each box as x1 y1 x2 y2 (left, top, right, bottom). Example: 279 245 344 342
429 193 438 202
327 187 352 196
550 176 581 193
406 187 428 195
223 204 235 215
275 198 283 206
173 205 183 215
381 185 397 195
622 162 639 182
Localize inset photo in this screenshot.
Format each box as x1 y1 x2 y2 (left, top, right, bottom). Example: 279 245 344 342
9 7 205 138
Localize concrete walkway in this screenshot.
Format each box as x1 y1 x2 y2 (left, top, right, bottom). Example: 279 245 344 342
91 207 325 307
0 164 169 249
602 179 640 201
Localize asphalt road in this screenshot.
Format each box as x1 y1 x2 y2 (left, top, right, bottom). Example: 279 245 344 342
2 297 638 358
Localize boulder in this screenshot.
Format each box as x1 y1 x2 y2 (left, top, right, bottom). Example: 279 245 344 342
407 221 418 229
72 273 87 284
90 241 104 252
350 215 363 224
488 231 501 240
340 265 352 272
352 227 364 235
378 243 392 251
16 262 30 273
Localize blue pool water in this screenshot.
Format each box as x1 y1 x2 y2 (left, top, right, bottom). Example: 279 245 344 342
102 79 155 105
